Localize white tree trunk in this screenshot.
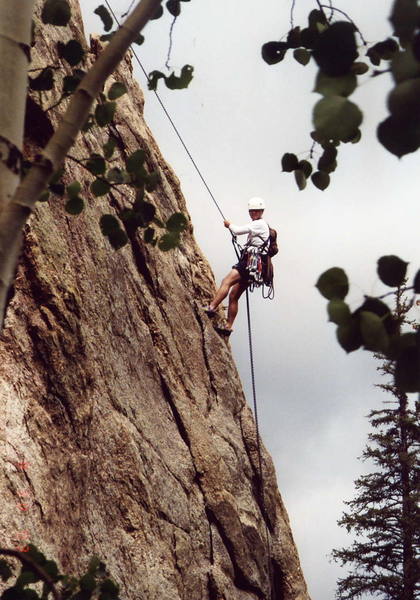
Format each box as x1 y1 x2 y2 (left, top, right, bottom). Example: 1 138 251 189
0 0 35 316
0 0 162 329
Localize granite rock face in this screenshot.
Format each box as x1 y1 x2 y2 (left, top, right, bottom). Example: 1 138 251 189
0 3 310 599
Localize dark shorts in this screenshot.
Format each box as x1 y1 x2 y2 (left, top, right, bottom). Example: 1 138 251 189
232 254 249 281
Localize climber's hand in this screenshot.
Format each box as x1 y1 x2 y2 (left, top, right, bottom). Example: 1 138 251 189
223 220 230 228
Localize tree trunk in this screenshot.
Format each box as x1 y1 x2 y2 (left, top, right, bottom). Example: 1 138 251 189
0 0 34 324
0 0 161 330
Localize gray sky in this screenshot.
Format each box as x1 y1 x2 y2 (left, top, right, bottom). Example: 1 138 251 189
80 1 419 598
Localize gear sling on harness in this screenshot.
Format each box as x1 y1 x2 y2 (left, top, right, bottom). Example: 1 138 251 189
231 228 276 299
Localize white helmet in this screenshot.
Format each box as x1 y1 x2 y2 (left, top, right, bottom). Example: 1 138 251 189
248 197 265 210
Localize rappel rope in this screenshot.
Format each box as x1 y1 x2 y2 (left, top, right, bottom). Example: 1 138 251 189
102 2 273 595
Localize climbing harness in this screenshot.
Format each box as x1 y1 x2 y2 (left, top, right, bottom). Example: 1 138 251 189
231 235 275 299
102 3 274 595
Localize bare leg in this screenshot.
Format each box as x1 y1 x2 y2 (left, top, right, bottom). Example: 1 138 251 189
209 269 242 311
226 280 247 329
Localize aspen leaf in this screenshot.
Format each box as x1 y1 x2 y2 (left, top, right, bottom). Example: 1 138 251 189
311 171 330 190
316 267 349 300
166 0 181 16
261 41 288 64
86 154 106 176
414 269 420 293
377 255 408 287
100 215 120 235
66 181 81 198
281 153 298 172
65 197 84 215
312 22 358 76
297 160 313 178
158 232 180 251
327 300 351 325
294 169 307 190
313 96 363 142
95 102 116 126
360 311 389 352
94 5 113 31
91 179 110 197
57 40 84 66
151 4 164 19
144 227 155 244
108 82 127 100
377 115 420 157
351 62 369 75
41 0 71 26
293 48 311 65
336 319 362 353
314 71 357 97
126 150 147 173
29 68 54 91
166 212 188 232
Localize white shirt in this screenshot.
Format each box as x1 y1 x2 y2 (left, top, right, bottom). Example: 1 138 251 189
229 218 269 249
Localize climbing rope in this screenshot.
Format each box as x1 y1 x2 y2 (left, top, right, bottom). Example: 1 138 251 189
100 3 272 595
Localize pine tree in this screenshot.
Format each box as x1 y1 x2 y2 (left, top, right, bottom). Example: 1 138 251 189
332 290 420 600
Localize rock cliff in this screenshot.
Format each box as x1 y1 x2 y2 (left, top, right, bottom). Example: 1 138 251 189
0 2 309 599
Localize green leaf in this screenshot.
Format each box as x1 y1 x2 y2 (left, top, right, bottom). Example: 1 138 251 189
312 21 358 76
360 311 389 352
100 32 115 43
151 4 164 19
327 299 351 325
90 179 110 197
66 181 81 198
351 61 369 75
63 69 84 94
294 169 307 190
369 38 399 61
43 560 59 580
165 65 194 90
57 39 84 66
100 214 120 235
65 197 84 215
300 27 319 49
390 0 418 45
108 82 127 100
313 96 363 142
41 0 71 26
134 33 144 45
308 9 327 30
387 78 420 118
100 578 119 595
356 297 395 335
316 267 349 300
148 70 165 91
293 48 311 66
94 5 113 31
377 115 420 157
103 136 117 159
29 67 54 91
87 556 101 576
311 170 330 190
79 573 96 592
158 231 180 251
261 41 288 65
145 171 160 191
126 149 147 173
336 318 362 353
317 143 337 172
166 0 181 16
287 27 301 49
108 229 128 250
377 255 408 287
297 159 312 178
314 71 357 97
95 101 116 126
391 48 420 83
281 152 299 172
166 212 188 232
86 154 106 175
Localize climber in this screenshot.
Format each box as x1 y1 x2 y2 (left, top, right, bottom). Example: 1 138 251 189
204 197 269 336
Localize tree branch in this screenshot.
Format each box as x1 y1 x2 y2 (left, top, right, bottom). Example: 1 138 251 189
0 0 162 330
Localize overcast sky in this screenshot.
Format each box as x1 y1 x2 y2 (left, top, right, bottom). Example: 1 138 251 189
80 2 420 598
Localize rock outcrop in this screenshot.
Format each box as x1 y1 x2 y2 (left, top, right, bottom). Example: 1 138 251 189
0 2 309 599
